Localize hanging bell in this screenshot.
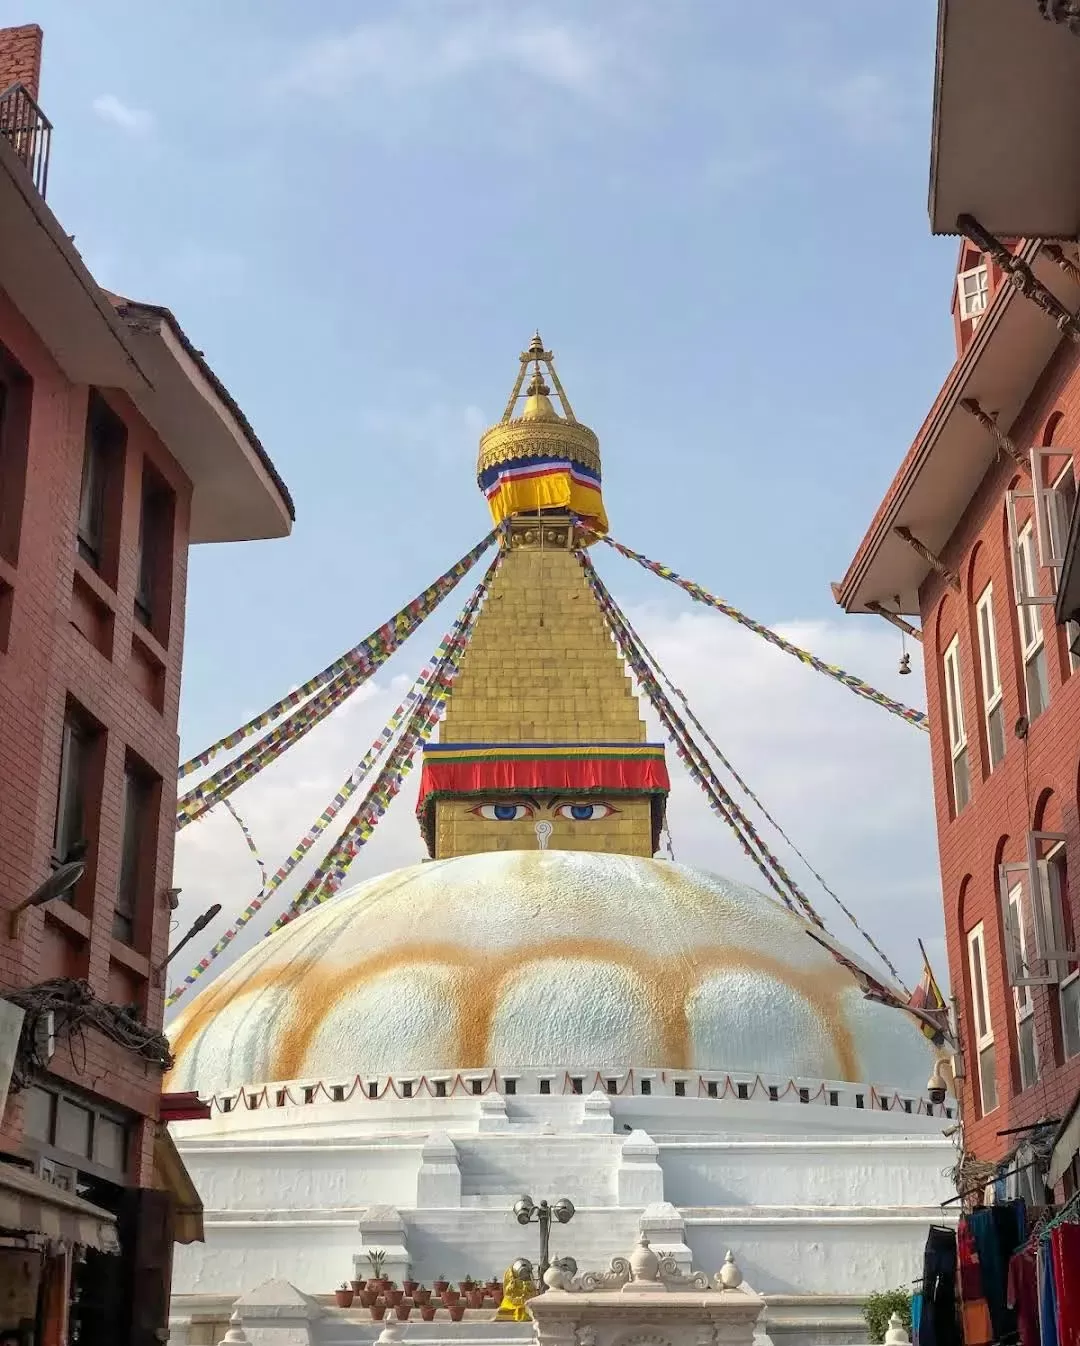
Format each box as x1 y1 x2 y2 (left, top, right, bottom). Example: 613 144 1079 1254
898 652 912 676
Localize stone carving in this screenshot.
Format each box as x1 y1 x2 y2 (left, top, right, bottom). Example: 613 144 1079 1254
716 1251 743 1291
573 1236 709 1293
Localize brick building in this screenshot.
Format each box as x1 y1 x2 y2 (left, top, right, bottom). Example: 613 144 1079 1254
0 22 293 1343
835 1 1080 1192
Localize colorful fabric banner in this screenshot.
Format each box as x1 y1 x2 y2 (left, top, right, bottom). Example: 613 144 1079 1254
165 559 499 1009
222 798 268 894
176 529 498 782
589 529 929 732
578 551 825 926
480 454 608 532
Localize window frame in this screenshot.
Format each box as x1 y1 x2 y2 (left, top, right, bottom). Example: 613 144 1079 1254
975 585 1005 769
967 923 998 1115
1048 462 1080 672
77 392 126 579
52 711 90 873
942 635 970 812
134 460 175 637
113 761 156 947
957 264 989 322
1015 522 1050 718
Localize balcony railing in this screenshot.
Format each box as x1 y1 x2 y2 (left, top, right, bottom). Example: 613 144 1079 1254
0 83 52 198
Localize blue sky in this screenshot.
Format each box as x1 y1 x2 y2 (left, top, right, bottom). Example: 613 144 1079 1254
26 2 958 994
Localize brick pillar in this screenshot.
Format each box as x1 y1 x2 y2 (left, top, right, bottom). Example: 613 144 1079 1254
0 24 43 99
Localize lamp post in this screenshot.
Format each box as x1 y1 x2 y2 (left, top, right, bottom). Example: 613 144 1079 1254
512 1194 575 1284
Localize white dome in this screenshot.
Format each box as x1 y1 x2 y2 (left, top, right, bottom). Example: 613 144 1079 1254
166 850 935 1096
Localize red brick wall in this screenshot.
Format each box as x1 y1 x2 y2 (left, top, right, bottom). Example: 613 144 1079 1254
0 25 43 100
0 283 191 1186
919 333 1080 1164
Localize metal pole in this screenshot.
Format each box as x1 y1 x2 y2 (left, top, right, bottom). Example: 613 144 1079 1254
537 1203 552 1281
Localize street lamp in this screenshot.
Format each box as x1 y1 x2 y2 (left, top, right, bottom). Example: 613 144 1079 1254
512 1194 575 1284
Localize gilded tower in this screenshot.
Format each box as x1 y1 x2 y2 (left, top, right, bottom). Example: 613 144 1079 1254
417 336 669 858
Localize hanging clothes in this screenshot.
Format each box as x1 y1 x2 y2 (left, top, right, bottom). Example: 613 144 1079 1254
1008 1246 1040 1346
922 1226 962 1346
958 1217 993 1346
912 1291 924 1346
1038 1243 1059 1346
1050 1224 1079 1346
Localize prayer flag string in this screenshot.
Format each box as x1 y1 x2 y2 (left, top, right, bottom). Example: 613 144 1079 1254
176 528 499 782
164 556 499 1008
587 529 929 732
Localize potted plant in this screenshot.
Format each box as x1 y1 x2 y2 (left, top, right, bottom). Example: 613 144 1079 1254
442 1288 460 1307
334 1284 354 1308
468 1288 485 1310
433 1275 449 1296
863 1291 913 1346
420 1304 437 1322
366 1249 387 1286
395 1301 412 1321
359 1290 376 1309
370 1299 387 1322
460 1276 475 1294
449 1304 465 1322
351 1277 366 1295
487 1275 501 1295
403 1277 418 1296
386 1287 404 1308
413 1287 431 1306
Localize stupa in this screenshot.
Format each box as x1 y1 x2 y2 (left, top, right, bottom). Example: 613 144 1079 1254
165 338 953 1346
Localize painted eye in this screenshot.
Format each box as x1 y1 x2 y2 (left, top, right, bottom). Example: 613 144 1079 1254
555 803 616 821
471 803 534 821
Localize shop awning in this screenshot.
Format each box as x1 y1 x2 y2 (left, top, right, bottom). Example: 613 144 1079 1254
1048 1086 1080 1190
0 1162 119 1254
152 1126 204 1245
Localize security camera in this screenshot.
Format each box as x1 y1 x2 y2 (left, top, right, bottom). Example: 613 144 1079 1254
165 887 182 910
927 1071 947 1106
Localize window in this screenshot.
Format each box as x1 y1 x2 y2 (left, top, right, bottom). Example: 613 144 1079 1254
114 762 156 945
469 1078 483 1096
134 462 175 635
52 706 99 882
975 587 1006 769
1015 524 1049 719
943 637 970 811
401 1080 413 1099
434 1079 447 1098
503 1078 517 1095
639 1079 651 1096
967 924 998 1114
957 264 989 322
78 394 125 573
570 1077 583 1095
1048 463 1080 672
1047 845 1080 1061
706 1080 718 1098
1007 885 1039 1090
539 1078 552 1095
736 1082 749 1100
0 340 32 567
673 1080 686 1097
606 1078 617 1095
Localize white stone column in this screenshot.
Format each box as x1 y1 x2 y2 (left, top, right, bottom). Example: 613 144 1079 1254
227 1281 321 1346
617 1128 664 1205
416 1131 462 1205
640 1201 693 1271
356 1204 411 1285
581 1089 614 1134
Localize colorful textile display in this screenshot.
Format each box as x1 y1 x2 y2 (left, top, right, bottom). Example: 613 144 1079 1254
590 528 929 731
176 529 498 782
1051 1223 1079 1346
480 455 607 532
958 1216 993 1346
920 1225 961 1346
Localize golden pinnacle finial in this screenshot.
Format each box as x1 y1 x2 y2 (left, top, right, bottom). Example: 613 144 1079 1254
529 330 544 356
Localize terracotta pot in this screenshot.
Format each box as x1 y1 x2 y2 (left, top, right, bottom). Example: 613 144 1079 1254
459 1280 474 1294
421 1305 437 1322
433 1280 449 1296
334 1290 354 1308
351 1279 365 1294
386 1289 404 1307
468 1291 485 1309
403 1279 418 1296
487 1281 501 1295
395 1303 412 1321
449 1305 465 1322
370 1302 387 1321
442 1290 460 1307
413 1289 431 1306
359 1292 375 1309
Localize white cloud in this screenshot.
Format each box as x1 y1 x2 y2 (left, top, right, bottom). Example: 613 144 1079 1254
169 597 945 1019
280 9 614 103
91 93 155 137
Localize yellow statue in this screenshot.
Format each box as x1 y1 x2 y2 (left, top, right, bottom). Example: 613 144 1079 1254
495 1260 536 1321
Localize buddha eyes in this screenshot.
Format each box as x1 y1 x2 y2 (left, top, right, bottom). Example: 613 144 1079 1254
554 803 615 821
472 804 534 821
469 802 617 822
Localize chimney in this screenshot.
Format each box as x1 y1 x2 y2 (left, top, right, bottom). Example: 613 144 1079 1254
0 24 43 101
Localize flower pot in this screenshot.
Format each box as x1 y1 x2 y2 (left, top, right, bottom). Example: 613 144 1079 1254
395 1303 412 1321
351 1279 365 1294
370 1302 387 1322
449 1305 465 1322
403 1279 418 1296
413 1289 431 1306
468 1291 485 1309
334 1290 354 1308
442 1290 459 1307
433 1280 449 1296
421 1305 437 1322
459 1281 474 1294
387 1289 404 1308
359 1292 375 1309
